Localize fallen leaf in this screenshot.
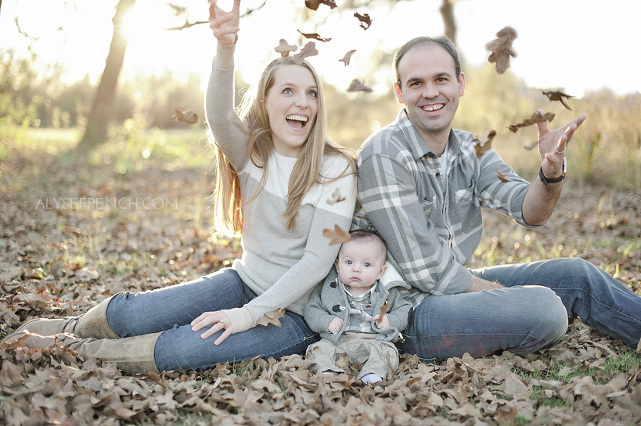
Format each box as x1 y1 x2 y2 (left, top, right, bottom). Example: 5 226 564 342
346 79 373 93
293 41 319 64
326 188 346 205
339 49 356 66
485 26 518 74
377 301 390 325
274 39 297 57
256 308 286 327
508 111 555 133
297 29 331 43
304 0 337 11
472 130 496 158
173 108 198 124
542 90 574 111
354 12 372 30
495 169 511 182
322 224 351 245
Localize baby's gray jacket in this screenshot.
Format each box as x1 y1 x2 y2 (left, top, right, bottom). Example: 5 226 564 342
304 266 413 345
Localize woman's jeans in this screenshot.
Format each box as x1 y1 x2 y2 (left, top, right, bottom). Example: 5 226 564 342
398 258 641 362
105 268 319 372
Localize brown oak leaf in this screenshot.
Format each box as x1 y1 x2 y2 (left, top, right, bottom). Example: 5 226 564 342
326 188 346 205
304 0 337 11
377 301 390 325
485 26 518 74
508 111 555 133
293 41 319 64
173 108 198 124
472 130 496 158
339 49 356 66
542 90 574 111
322 224 351 245
274 39 297 57
495 168 511 182
354 12 372 30
347 79 373 93
256 308 286 327
297 29 331 42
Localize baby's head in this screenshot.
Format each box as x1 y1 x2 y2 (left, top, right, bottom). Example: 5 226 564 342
335 230 388 293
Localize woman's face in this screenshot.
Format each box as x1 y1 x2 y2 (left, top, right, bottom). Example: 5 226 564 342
264 64 319 157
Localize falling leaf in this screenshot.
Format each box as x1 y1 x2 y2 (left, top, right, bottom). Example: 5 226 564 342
292 41 319 64
326 188 346 205
508 111 555 133
485 26 518 74
256 308 286 327
322 224 351 245
297 29 331 42
304 0 337 11
354 12 372 30
472 130 496 158
376 301 390 326
173 108 198 124
346 79 373 93
495 168 511 182
339 49 356 66
542 90 574 111
274 39 297 57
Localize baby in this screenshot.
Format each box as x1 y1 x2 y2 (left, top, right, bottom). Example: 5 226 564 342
305 230 412 384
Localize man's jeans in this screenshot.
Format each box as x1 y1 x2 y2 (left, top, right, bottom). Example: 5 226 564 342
398 258 641 361
105 268 319 372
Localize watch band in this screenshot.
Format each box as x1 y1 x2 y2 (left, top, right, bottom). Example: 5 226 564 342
539 157 567 184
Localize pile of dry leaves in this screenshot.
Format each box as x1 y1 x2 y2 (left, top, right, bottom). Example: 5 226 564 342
1 142 640 424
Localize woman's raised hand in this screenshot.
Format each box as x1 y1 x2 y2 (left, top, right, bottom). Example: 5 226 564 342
208 0 241 45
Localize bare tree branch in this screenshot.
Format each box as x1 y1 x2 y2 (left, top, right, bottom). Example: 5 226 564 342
166 0 267 31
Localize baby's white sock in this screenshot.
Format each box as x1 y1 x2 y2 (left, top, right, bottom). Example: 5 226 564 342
361 373 383 384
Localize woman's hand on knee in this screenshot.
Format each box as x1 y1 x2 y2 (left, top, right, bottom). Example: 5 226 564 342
191 311 233 345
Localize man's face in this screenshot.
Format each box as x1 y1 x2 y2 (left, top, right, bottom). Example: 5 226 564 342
394 44 465 144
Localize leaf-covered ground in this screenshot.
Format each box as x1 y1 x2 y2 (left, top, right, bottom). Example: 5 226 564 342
1 140 640 425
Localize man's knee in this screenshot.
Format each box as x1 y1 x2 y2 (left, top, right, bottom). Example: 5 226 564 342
522 287 568 350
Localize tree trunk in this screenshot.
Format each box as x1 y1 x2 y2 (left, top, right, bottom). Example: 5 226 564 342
439 0 457 44
79 0 135 148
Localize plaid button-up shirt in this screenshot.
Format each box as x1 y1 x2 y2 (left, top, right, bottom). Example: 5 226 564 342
353 109 535 307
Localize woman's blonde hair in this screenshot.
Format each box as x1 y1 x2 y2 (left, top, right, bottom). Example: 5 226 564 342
211 56 355 236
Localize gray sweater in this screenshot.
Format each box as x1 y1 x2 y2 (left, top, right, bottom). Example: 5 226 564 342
304 266 412 345
205 44 357 324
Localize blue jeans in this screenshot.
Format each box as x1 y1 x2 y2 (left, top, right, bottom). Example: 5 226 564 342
398 258 641 361
105 268 319 371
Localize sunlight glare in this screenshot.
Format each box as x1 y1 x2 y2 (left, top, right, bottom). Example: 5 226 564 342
121 2 171 43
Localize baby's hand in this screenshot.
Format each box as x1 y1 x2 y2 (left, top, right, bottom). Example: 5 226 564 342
373 314 391 330
328 317 344 334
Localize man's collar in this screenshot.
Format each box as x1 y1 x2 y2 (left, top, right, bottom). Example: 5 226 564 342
395 108 462 160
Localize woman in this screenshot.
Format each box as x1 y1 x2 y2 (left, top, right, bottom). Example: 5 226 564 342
2 0 356 374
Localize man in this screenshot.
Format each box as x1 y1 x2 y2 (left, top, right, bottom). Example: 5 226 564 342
354 36 641 360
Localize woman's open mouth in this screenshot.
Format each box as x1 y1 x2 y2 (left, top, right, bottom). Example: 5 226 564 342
286 114 308 129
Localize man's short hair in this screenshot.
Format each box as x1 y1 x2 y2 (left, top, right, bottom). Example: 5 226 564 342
393 36 462 87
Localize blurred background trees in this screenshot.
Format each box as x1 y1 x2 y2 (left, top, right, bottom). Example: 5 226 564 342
1 0 640 188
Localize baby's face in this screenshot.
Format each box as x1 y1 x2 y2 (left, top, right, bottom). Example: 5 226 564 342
335 239 386 294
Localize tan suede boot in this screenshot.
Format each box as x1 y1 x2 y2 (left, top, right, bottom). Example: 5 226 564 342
3 330 161 375
2 295 119 344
